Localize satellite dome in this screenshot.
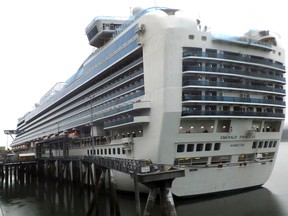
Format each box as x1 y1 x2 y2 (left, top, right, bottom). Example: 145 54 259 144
132 6 143 16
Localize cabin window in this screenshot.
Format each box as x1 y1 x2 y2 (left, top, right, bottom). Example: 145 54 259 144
177 144 185 153
214 143 221 151
201 36 207 41
252 141 257 149
269 141 273 148
205 143 212 151
258 141 263 148
196 143 203 151
187 144 194 152
117 148 121 154
189 35 194 39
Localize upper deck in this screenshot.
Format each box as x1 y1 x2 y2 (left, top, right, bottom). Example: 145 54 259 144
85 17 127 48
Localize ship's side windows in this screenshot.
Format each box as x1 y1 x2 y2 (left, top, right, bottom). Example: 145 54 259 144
201 36 207 41
269 141 273 148
258 141 263 148
117 148 121 154
196 143 203 151
177 144 185 153
112 148 116 155
214 143 221 151
273 141 277 148
252 141 257 149
187 144 194 152
205 143 212 151
189 35 194 39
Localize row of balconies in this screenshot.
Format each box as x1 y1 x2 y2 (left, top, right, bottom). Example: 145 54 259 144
182 95 285 106
182 80 285 94
183 65 285 82
183 51 285 70
181 110 285 118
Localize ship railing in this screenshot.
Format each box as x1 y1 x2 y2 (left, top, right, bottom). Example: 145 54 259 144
82 156 179 175
182 95 286 106
113 7 171 37
47 91 144 135
211 34 273 49
175 160 274 169
49 79 144 130
104 116 134 128
86 70 143 101
183 66 286 82
181 110 285 118
182 80 286 94
183 51 285 71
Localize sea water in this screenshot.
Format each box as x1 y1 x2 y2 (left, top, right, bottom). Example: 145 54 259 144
1 142 288 216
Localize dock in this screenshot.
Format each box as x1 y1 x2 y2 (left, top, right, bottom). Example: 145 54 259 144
0 155 185 216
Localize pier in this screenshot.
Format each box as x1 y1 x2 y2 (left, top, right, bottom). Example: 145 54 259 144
0 155 185 216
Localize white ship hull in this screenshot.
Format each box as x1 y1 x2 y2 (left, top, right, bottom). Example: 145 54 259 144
10 7 286 197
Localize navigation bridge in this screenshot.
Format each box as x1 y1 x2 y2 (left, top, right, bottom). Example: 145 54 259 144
1 155 185 216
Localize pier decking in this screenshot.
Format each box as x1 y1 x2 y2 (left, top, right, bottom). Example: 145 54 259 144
0 155 185 216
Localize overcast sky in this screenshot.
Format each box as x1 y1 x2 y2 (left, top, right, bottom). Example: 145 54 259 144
0 0 287 148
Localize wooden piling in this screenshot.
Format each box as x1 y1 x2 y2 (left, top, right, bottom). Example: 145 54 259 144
87 169 106 216
133 170 142 216
143 188 158 216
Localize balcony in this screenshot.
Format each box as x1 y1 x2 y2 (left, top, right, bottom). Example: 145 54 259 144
183 51 285 71
104 116 150 129
182 80 285 94
182 95 285 107
181 110 285 119
211 34 273 51
183 66 285 83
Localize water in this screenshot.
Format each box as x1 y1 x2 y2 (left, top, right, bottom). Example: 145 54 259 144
1 143 288 216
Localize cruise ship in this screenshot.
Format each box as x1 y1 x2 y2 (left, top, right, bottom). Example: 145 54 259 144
9 7 286 197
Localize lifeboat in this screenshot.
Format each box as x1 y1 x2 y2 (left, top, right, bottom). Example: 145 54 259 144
68 130 80 139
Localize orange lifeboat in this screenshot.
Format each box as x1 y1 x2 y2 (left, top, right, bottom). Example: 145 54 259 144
68 130 80 139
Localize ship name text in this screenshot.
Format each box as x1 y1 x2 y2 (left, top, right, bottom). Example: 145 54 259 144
220 135 255 140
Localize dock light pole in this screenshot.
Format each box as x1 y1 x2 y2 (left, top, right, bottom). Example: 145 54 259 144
90 95 95 157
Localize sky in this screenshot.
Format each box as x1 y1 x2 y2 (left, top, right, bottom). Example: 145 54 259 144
0 0 287 148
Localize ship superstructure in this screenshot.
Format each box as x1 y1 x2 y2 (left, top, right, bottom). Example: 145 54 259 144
10 7 286 196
